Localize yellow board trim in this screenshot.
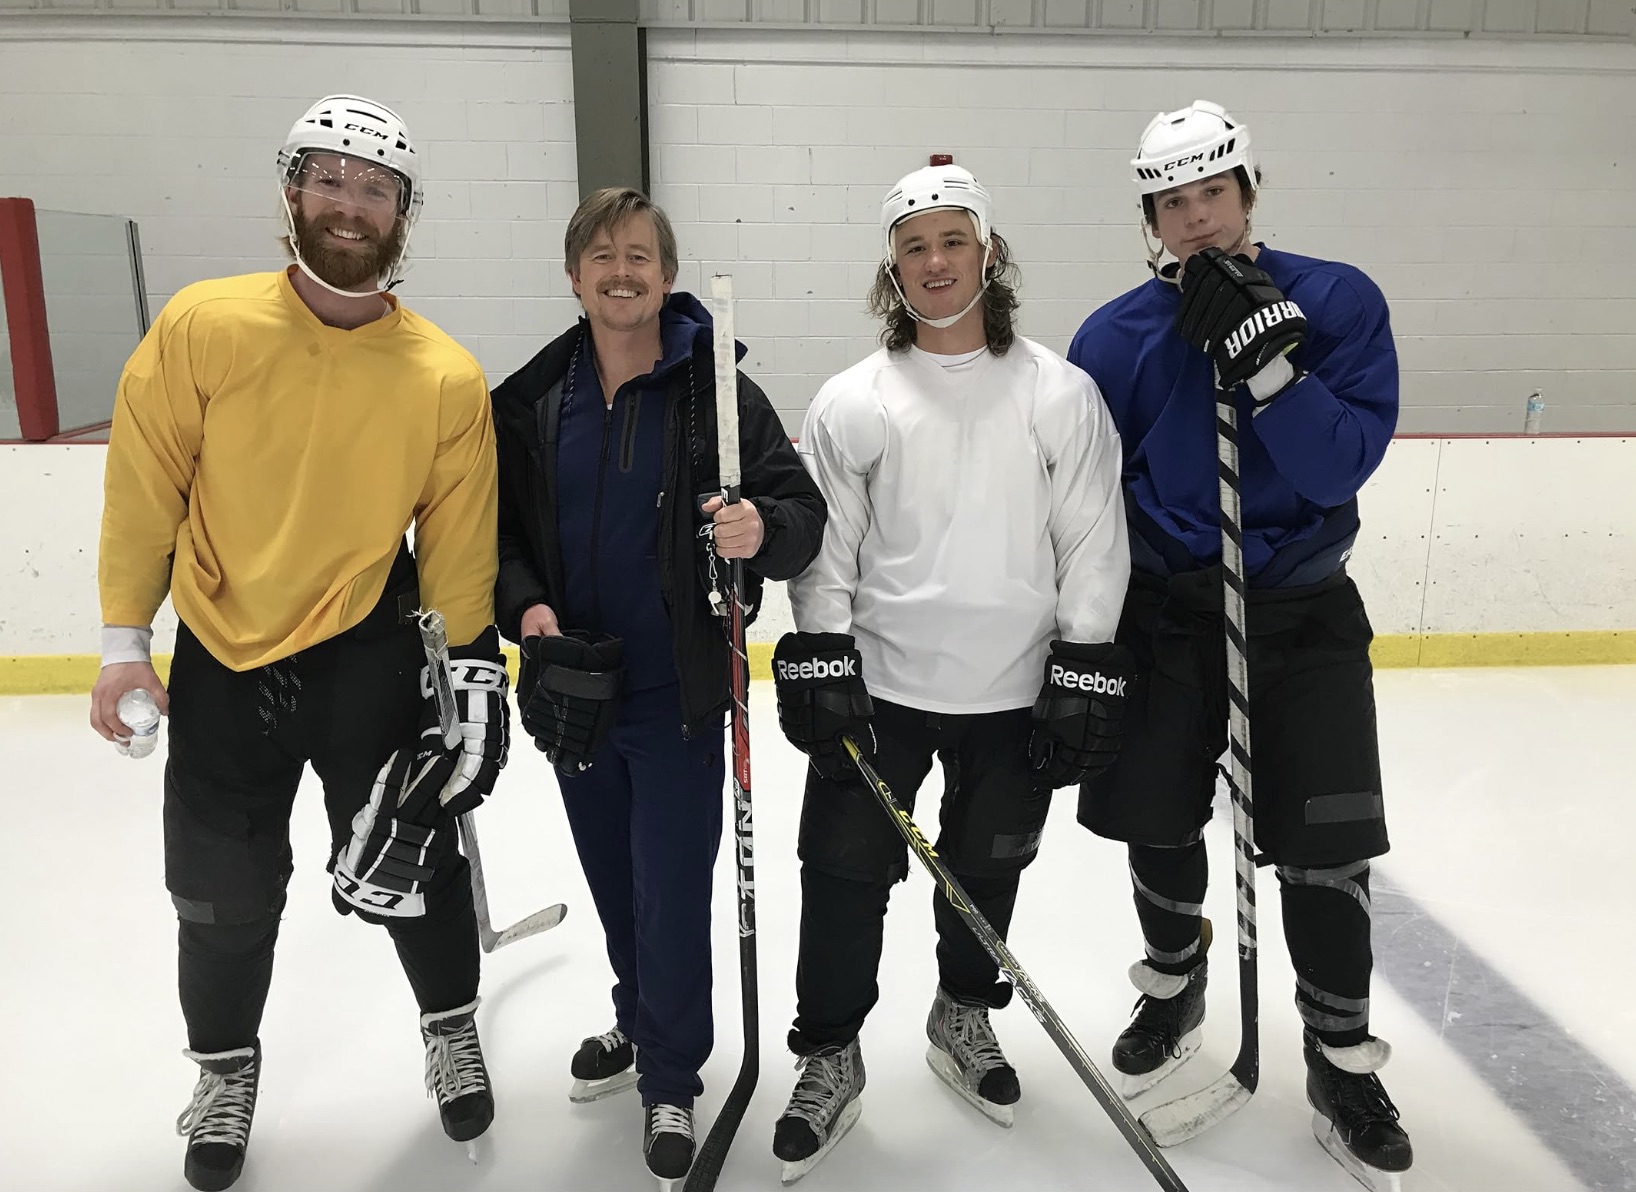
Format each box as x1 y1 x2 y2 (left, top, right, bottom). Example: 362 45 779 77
3 633 1630 696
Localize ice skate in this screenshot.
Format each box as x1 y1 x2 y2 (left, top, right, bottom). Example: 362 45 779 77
773 1037 865 1184
569 1025 639 1103
1112 957 1207 1098
421 998 493 1160
644 1102 695 1191
924 985 1020 1127
176 1042 261 1192
1305 1033 1413 1192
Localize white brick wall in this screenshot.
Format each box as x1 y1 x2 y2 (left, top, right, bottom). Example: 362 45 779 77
649 29 1636 433
0 21 581 385
1 20 1632 433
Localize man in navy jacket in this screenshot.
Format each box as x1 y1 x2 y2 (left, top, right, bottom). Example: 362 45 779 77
491 187 825 1186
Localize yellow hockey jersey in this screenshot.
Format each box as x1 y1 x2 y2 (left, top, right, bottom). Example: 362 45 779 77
99 269 498 670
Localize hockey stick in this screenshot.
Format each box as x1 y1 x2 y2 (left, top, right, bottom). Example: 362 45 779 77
418 610 569 954
682 273 759 1192
458 812 567 953
1137 382 1260 1146
841 737 1190 1192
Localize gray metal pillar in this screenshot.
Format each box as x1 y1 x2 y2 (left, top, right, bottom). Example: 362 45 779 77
569 0 649 197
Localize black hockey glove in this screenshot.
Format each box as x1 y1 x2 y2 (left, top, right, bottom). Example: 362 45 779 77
412 630 511 818
1177 247 1307 394
772 631 875 784
519 631 624 774
331 746 459 919
331 631 510 919
1028 640 1133 788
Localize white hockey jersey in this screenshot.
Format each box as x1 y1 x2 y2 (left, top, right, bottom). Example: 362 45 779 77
789 339 1130 715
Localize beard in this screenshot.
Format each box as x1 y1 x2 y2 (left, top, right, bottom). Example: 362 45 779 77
289 205 406 291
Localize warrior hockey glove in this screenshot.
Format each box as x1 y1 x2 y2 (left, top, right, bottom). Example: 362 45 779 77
519 631 625 774
773 631 875 784
1028 640 1132 788
1177 247 1307 396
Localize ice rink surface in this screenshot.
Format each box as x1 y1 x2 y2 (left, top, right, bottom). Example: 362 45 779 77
4 665 1633 1192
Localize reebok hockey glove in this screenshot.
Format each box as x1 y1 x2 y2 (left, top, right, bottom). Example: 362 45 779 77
519 631 625 774
1177 247 1307 395
773 631 875 784
1029 640 1132 788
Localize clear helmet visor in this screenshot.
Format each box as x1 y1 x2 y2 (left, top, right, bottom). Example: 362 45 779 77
285 151 406 218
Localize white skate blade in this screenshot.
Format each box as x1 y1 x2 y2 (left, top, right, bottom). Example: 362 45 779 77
567 1068 638 1104
780 1097 863 1185
1117 1026 1203 1099
465 1139 480 1164
1312 1109 1404 1192
1139 1071 1253 1146
924 1044 1015 1128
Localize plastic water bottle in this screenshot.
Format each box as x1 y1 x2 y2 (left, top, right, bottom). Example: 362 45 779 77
1523 390 1544 435
116 689 162 759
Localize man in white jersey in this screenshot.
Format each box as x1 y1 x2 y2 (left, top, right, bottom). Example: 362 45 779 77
767 158 1132 1181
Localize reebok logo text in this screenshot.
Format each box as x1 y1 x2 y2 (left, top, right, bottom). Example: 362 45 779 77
776 657 858 681
1050 665 1127 697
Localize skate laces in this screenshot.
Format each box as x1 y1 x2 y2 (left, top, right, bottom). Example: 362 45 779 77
784 1048 853 1126
944 1001 1009 1074
650 1103 693 1139
1125 991 1189 1059
1334 1069 1402 1126
176 1055 257 1146
424 1018 487 1104
592 1026 628 1053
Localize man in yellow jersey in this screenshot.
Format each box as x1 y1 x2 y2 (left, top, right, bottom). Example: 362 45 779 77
88 95 507 1192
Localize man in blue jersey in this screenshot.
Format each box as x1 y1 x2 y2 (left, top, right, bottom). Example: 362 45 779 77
1068 101 1412 1191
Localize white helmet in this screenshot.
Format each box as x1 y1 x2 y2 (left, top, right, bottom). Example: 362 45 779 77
277 95 422 297
1131 100 1255 197
278 94 423 221
880 162 993 264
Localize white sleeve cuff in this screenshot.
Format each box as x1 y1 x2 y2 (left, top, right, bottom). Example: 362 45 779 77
101 625 154 667
1246 354 1297 406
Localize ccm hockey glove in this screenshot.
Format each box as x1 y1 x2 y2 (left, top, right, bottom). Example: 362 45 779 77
1029 640 1133 788
773 631 875 783
331 628 509 920
1177 246 1307 396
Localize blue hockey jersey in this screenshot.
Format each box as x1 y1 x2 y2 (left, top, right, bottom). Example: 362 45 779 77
1068 246 1397 587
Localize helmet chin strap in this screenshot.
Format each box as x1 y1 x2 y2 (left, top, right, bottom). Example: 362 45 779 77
888 238 994 330
280 191 409 299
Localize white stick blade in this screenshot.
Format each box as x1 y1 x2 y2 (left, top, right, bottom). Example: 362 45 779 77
1138 1072 1254 1146
489 902 568 950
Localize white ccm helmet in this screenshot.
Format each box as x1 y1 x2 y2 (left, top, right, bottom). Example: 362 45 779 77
1131 99 1256 197
276 94 424 295
879 158 996 330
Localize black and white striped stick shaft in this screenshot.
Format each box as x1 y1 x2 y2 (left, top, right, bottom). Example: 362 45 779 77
1136 386 1261 1145
1216 395 1258 970
1216 390 1261 1099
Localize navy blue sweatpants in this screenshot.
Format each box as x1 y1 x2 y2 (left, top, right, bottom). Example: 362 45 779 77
557 683 725 1107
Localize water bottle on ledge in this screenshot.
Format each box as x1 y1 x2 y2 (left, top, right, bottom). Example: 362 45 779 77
1523 390 1544 436
116 689 162 759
